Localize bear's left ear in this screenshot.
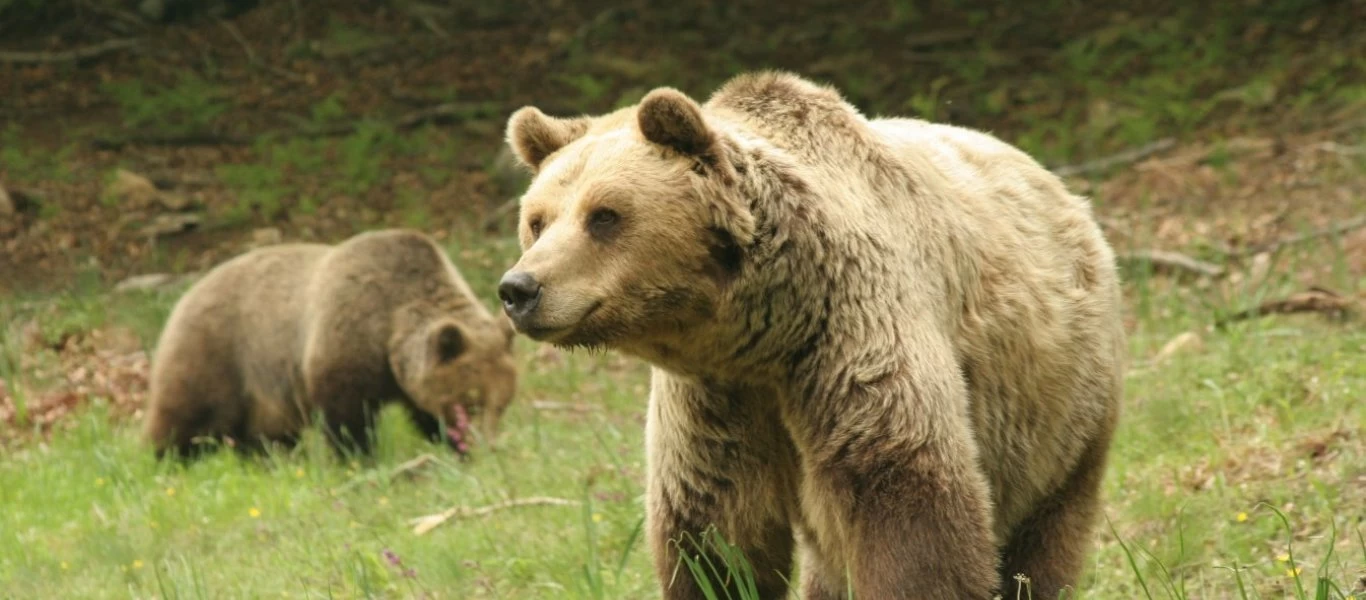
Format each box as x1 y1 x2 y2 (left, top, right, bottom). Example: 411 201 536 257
637 88 730 168
432 322 465 363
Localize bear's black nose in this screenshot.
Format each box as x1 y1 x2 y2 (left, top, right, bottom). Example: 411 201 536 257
498 271 542 317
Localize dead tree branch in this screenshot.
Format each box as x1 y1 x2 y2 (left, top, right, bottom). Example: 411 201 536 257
0 38 140 64
1051 138 1176 178
1116 249 1225 278
1216 287 1356 328
1231 215 1366 257
409 497 579 535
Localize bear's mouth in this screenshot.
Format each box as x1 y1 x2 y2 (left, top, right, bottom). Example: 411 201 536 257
445 404 471 455
521 301 603 341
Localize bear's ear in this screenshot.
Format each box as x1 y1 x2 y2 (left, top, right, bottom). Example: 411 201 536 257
637 88 717 158
506 107 590 172
432 323 465 363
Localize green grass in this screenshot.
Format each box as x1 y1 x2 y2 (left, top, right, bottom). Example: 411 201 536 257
1 228 1363 599
3 3 1366 597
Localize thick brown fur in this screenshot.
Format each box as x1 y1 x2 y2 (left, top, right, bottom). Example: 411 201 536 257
143 229 518 460
501 71 1124 599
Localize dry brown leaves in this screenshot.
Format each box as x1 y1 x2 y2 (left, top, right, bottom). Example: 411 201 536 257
1163 427 1356 497
0 325 150 443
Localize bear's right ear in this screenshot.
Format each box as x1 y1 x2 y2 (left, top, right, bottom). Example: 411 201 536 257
506 107 590 172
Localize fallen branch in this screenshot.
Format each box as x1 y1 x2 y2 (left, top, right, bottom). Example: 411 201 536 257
1116 249 1225 278
91 102 504 150
1231 215 1366 257
409 497 579 535
332 453 440 495
0 38 140 63
1216 287 1356 327
1051 138 1176 178
217 18 256 64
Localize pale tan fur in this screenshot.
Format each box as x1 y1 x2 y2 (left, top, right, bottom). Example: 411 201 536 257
144 229 518 459
502 72 1123 599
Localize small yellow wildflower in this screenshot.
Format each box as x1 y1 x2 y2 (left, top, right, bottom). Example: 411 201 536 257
592 513 604 523
349 521 360 529
96 477 106 487
1235 512 1248 523
378 496 389 506
1286 567 1302 577
60 561 69 570
131 560 144 570
1276 553 1290 563
149 521 159 530
165 487 176 497
295 468 305 478
249 507 261 518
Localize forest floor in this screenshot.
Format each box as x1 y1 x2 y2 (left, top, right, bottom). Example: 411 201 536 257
1 1 1364 598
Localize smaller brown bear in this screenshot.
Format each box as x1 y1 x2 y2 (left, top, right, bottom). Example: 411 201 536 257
143 229 518 460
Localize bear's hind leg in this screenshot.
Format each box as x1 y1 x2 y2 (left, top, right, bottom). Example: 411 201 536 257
997 432 1113 599
145 384 242 461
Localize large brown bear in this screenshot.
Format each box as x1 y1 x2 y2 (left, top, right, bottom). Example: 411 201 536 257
144 229 519 460
497 72 1124 599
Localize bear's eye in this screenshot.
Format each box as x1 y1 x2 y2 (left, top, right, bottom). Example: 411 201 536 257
586 208 621 240
528 217 544 239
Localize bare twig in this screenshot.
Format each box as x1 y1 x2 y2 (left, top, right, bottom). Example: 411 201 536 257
215 17 306 83
0 38 140 64
77 0 150 31
1051 138 1176 178
409 497 579 535
330 453 442 495
1116 249 1225 278
1216 287 1356 327
391 453 439 478
217 18 256 64
400 3 452 39
1232 215 1366 257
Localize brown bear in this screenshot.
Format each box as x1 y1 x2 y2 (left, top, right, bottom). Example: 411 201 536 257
143 228 519 460
497 72 1124 599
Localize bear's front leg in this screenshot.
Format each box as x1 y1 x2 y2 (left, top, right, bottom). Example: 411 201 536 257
793 368 1001 598
645 372 799 600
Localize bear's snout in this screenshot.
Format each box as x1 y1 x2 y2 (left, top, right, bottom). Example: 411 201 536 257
498 271 542 322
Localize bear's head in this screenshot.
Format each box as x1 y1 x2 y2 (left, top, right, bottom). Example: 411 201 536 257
497 87 756 358
389 308 519 454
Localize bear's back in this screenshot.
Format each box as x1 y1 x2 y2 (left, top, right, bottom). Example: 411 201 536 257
156 243 330 365
305 229 483 324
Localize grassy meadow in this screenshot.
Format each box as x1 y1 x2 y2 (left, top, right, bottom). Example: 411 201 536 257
2 1 1365 598
2 224 1363 599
